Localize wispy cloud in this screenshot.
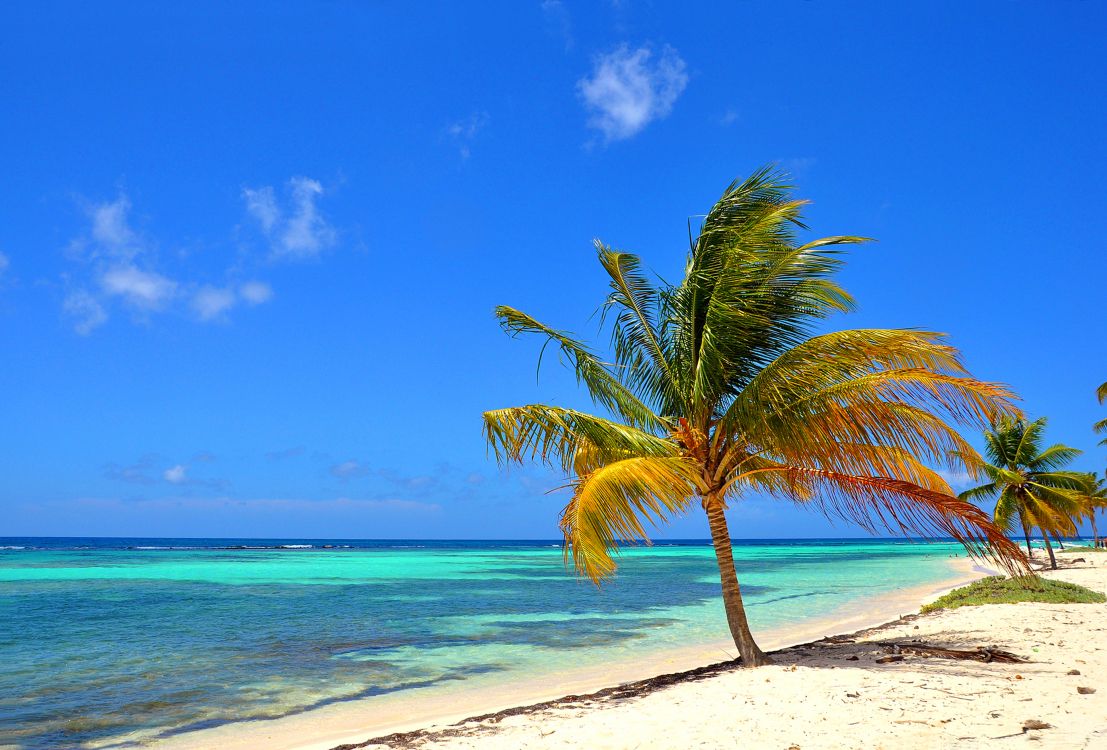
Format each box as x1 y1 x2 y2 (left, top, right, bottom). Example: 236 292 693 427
63 290 108 334
780 157 817 178
164 464 188 484
243 177 336 259
266 446 305 462
445 112 490 159
541 0 573 50
329 459 372 479
106 455 226 490
578 44 688 142
104 455 162 485
937 469 975 492
191 285 237 321
240 280 274 305
101 265 177 311
62 193 275 333
190 281 272 322
0 251 9 278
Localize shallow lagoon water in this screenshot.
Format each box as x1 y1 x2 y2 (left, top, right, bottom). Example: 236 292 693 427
0 538 970 749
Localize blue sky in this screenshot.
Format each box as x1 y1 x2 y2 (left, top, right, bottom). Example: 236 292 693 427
2 1 1105 539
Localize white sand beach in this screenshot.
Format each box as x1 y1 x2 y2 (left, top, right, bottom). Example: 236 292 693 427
149 547 1107 750
343 548 1107 750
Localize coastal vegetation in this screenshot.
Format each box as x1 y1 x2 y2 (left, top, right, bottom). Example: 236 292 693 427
921 575 1105 612
958 417 1085 569
484 167 1026 667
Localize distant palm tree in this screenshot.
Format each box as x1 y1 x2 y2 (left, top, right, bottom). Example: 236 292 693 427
1095 382 1107 449
1078 473 1107 547
959 417 1085 569
484 167 1025 667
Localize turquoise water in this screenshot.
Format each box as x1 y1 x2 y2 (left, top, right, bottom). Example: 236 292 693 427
0 538 969 749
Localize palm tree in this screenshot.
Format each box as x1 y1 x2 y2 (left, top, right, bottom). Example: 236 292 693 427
959 417 1085 569
1077 473 1107 547
1095 382 1107 450
484 167 1025 667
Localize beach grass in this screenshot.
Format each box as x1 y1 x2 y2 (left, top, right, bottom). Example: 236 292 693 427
921 575 1105 612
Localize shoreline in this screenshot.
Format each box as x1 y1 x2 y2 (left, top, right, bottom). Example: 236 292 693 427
147 556 989 750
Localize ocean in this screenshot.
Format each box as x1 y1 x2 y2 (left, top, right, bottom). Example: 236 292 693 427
0 537 974 749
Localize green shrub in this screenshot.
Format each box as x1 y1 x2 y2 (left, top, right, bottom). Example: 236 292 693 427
921 576 1106 613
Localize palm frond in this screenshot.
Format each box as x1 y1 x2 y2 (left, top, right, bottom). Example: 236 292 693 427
494 306 665 431
732 466 1027 572
1029 444 1084 472
483 405 676 475
561 457 702 582
595 244 683 411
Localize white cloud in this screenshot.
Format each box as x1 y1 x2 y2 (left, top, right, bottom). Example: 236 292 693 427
191 285 237 321
63 191 280 333
446 112 490 159
937 469 975 492
100 265 177 310
164 464 188 484
190 280 273 321
330 459 372 479
89 196 141 260
541 0 573 50
244 177 336 260
63 290 108 335
242 186 279 234
578 44 688 142
240 280 273 305
0 251 9 277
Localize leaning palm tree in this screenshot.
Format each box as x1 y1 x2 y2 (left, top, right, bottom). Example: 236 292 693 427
959 417 1085 569
484 167 1025 666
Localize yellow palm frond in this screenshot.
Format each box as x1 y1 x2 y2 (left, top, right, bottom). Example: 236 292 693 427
561 457 703 582
483 405 676 474
729 465 1026 572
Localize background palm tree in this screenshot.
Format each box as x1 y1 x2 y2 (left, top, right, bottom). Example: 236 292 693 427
1078 473 1107 547
1095 382 1107 451
484 167 1025 667
959 417 1085 569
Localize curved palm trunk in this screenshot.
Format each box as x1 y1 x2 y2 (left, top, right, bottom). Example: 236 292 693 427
1092 512 1099 548
1020 517 1033 559
703 496 771 666
1041 529 1058 569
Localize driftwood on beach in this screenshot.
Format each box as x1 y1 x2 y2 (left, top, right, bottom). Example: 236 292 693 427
881 641 1028 664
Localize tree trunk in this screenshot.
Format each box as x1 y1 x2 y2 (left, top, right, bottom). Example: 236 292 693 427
1041 529 1058 569
1092 512 1099 548
1021 517 1033 558
703 495 772 667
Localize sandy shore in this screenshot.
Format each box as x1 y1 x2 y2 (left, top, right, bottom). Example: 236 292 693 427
147 556 993 750
339 548 1107 750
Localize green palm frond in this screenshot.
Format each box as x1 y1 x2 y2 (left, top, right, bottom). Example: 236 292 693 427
1029 444 1084 472
494 306 665 431
595 244 683 412
960 416 1085 545
1097 381 1107 404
